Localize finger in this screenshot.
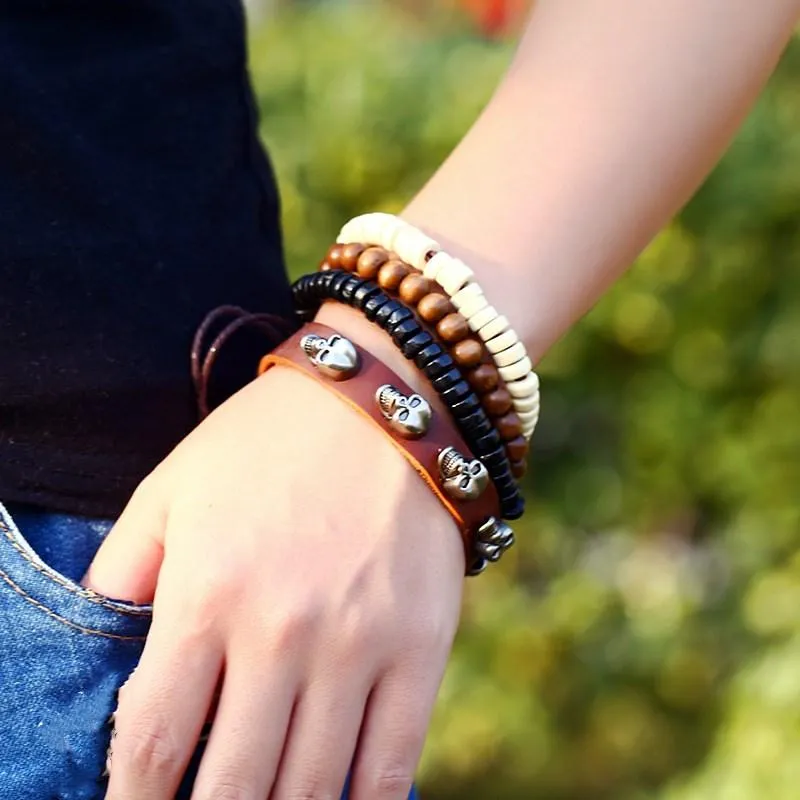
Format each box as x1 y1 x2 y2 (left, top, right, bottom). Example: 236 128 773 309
106 600 223 798
83 476 167 603
348 664 442 800
189 652 298 799
269 673 370 800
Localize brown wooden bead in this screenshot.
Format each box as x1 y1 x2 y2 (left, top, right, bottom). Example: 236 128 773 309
496 411 523 441
377 259 412 291
451 338 483 369
327 244 345 269
437 313 469 344
417 293 455 324
398 274 433 305
319 260 334 271
483 387 513 417
467 363 500 393
504 435 528 462
340 242 366 271
356 247 390 279
510 459 528 479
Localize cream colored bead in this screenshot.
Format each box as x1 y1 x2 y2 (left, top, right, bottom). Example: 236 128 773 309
451 284 485 316
454 291 489 319
511 393 539 413
494 342 526 367
518 408 539 425
506 372 539 398
437 259 474 296
338 212 387 245
394 226 438 269
423 251 452 282
486 328 518 355
499 356 533 382
450 282 481 303
374 216 406 251
336 218 365 245
519 418 539 437
466 304 498 332
522 414 539 432
478 314 509 341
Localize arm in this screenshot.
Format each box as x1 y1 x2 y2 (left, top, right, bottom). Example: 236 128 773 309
323 0 800 367
94 4 800 799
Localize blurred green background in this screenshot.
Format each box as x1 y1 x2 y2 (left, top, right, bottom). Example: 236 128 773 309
247 2 800 797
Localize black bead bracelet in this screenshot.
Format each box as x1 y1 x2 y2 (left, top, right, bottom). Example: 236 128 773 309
291 270 524 520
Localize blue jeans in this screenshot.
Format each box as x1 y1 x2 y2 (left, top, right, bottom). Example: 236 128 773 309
0 502 417 798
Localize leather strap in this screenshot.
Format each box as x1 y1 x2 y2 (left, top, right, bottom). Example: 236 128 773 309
258 322 500 566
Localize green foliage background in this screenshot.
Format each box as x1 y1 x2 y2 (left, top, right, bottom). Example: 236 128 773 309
248 5 800 797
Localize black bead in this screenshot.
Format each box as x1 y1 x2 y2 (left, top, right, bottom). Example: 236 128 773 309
364 293 391 321
386 306 414 329
291 274 313 294
390 318 421 346
431 367 462 392
340 275 366 304
458 411 493 438
481 447 508 471
374 299 405 329
421 353 456 380
449 394 481 418
353 281 381 309
440 379 471 406
495 476 519 500
328 270 353 297
500 495 525 521
291 281 316 312
291 273 315 296
309 270 336 300
401 331 435 359
472 428 502 454
413 343 443 370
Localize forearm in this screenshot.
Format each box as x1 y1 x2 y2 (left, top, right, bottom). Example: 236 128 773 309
401 0 800 361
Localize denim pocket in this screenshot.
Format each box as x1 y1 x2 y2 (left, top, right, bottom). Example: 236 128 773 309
0 502 152 639
0 502 151 799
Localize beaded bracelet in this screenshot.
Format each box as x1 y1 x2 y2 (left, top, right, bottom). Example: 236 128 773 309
335 213 540 439
320 242 529 477
292 270 525 520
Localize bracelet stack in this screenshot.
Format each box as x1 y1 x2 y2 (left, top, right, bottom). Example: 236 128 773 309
335 213 540 439
319 242 530 476
267 213 541 576
259 323 512 575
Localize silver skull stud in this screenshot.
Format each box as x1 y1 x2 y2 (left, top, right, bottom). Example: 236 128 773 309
376 385 432 439
468 517 515 576
437 446 489 501
300 333 360 380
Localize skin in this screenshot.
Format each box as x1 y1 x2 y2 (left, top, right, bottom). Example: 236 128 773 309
83 2 800 798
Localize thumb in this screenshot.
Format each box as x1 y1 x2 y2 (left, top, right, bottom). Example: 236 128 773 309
82 480 167 605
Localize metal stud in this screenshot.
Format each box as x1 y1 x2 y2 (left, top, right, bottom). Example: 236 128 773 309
473 517 515 564
375 385 432 439
437 446 490 501
300 333 360 380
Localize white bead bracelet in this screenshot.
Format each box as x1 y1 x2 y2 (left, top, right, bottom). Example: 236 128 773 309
337 213 541 440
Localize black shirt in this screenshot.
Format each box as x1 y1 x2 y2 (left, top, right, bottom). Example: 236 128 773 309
0 1 293 517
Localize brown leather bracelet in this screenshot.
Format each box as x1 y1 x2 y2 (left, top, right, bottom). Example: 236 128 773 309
258 322 512 575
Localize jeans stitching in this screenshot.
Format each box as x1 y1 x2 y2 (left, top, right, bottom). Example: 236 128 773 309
0 516 152 617
0 565 147 641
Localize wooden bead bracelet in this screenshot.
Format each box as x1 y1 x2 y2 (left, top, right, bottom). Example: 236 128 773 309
292 270 525 520
335 213 540 439
320 242 529 476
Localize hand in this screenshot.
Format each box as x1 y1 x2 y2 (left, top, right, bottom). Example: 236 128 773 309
84 344 465 799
